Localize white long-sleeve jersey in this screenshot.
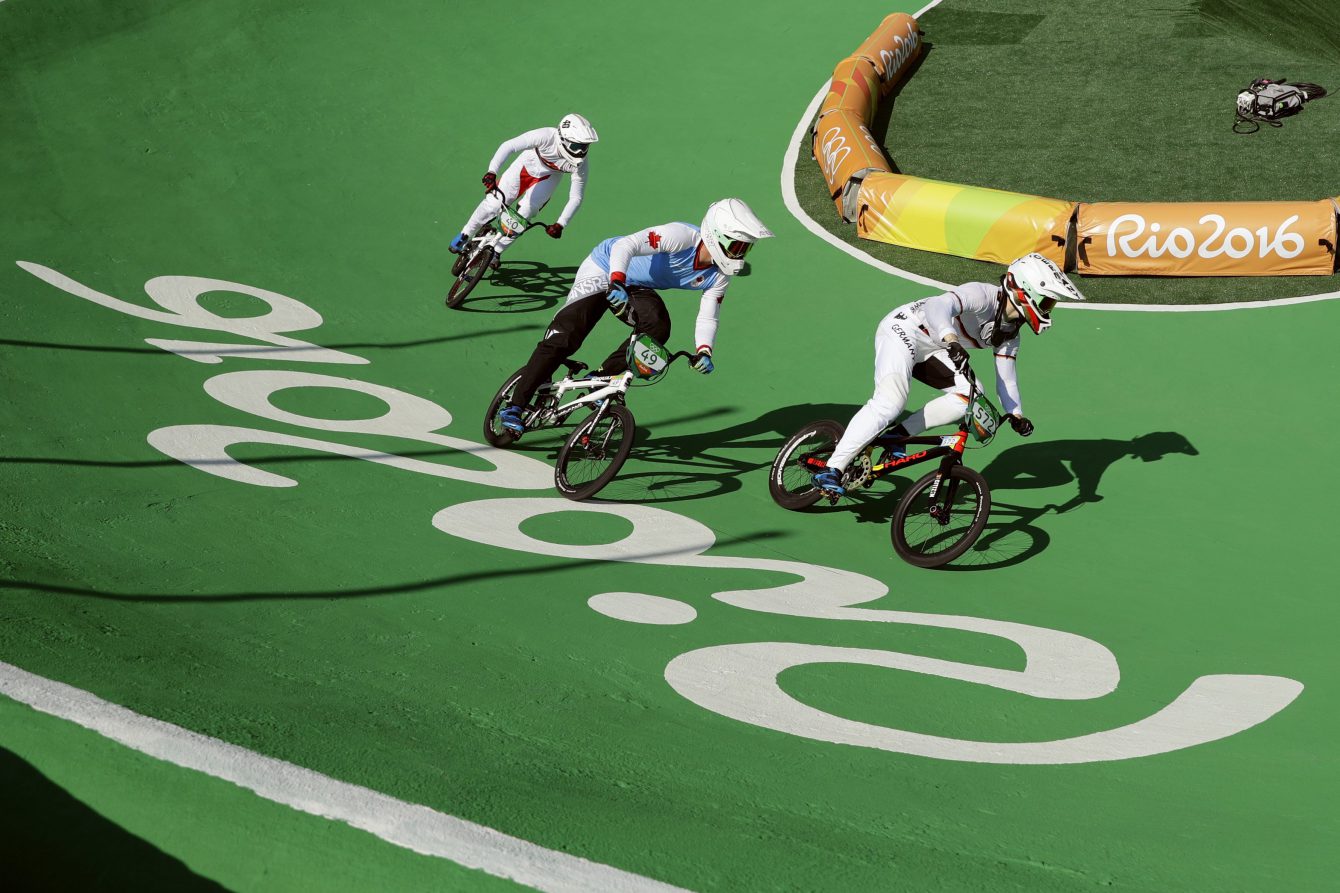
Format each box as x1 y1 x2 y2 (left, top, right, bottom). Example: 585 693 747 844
486 127 587 227
591 222 728 353
904 281 1024 416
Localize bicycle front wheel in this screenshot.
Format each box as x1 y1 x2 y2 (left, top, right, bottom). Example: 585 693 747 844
768 419 844 510
554 404 636 501
891 464 991 568
446 246 492 308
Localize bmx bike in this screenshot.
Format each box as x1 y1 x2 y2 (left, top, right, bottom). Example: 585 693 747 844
484 333 695 500
446 190 546 309
769 368 1002 568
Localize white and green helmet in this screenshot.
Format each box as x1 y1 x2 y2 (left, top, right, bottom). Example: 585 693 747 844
700 198 773 276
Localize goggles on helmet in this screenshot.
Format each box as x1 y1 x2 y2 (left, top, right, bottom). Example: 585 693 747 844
719 237 752 260
1004 275 1052 335
562 139 590 158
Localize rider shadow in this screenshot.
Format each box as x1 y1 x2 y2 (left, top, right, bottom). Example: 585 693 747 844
599 403 862 505
833 431 1199 570
947 431 1201 571
455 262 578 314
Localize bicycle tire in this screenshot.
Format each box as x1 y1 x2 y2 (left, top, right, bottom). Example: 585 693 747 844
554 403 636 501
446 246 493 309
768 419 845 510
483 368 526 448
891 464 991 568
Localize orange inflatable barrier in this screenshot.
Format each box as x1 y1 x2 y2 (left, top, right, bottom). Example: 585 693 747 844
818 56 881 122
812 110 891 219
1075 201 1338 276
852 13 922 96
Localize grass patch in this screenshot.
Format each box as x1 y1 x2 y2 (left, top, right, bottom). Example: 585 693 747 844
794 0 1340 304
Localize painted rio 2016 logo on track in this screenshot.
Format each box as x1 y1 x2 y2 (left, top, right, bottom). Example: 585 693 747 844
20 260 1304 765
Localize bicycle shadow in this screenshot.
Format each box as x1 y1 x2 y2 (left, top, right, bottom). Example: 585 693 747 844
955 431 1199 570
454 261 578 314
829 431 1198 570
598 403 862 505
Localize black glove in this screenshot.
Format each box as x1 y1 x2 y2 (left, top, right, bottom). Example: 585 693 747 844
945 341 971 374
482 171 498 191
1008 414 1034 437
545 223 564 239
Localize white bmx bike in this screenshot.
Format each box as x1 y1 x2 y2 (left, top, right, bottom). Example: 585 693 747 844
483 334 695 500
446 189 546 309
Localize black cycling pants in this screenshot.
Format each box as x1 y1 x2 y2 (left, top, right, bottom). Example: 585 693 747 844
508 287 671 410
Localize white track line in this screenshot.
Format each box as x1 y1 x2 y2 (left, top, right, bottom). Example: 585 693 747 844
0 662 690 893
779 0 1340 313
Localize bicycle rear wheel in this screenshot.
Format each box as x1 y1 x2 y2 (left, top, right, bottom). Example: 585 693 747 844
891 464 991 568
446 246 493 308
483 368 527 447
554 404 636 500
768 419 844 510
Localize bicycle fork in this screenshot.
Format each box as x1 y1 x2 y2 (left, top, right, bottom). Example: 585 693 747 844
925 435 968 524
578 401 619 454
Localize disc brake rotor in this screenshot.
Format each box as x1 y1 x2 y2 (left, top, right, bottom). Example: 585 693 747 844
844 452 875 490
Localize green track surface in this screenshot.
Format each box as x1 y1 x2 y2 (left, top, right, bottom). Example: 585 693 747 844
1 1 1337 890
794 0 1340 303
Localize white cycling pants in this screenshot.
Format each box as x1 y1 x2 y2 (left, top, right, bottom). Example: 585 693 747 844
459 154 560 254
828 309 973 471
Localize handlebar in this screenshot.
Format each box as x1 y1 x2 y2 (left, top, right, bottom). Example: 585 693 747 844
558 350 693 382
488 187 547 231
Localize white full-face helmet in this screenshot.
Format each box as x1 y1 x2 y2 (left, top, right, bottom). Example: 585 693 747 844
1236 90 1258 119
1001 253 1085 335
557 113 599 164
700 198 774 275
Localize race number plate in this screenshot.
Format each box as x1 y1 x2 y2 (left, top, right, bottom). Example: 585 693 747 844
968 396 1000 444
498 205 528 237
628 334 670 382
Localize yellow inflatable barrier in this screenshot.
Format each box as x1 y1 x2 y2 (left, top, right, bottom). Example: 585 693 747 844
856 172 1074 266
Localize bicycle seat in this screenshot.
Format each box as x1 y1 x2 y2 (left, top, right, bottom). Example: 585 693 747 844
560 359 589 375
